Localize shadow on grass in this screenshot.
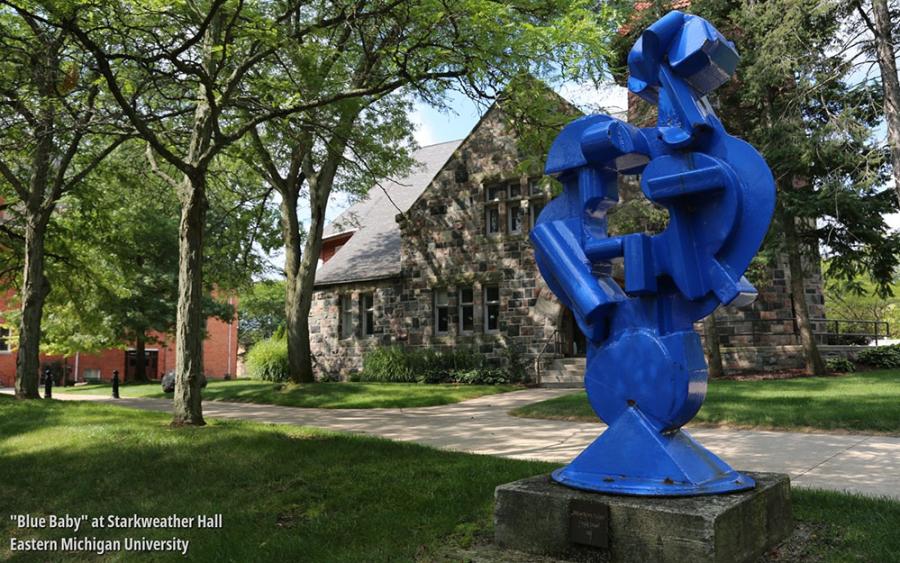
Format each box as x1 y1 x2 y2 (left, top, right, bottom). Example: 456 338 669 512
0 399 554 562
59 381 517 409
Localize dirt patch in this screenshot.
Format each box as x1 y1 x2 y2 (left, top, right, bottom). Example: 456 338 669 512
717 370 846 381
425 522 836 563
759 522 837 562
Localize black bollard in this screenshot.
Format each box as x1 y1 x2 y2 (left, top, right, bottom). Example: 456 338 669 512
43 368 52 399
112 370 120 399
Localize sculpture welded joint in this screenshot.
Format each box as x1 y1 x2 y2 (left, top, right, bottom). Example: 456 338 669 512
532 11 776 496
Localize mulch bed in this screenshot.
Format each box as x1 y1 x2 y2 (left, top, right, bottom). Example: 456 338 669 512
717 369 848 381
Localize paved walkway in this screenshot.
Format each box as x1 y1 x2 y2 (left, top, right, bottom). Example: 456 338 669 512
4 388 899 499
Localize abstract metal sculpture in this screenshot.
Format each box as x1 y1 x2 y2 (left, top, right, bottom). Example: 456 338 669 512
532 11 776 496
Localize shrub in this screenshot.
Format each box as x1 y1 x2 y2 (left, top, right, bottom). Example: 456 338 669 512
856 345 900 369
245 337 290 381
825 356 855 373
358 346 519 384
453 368 511 385
358 346 418 382
500 343 528 384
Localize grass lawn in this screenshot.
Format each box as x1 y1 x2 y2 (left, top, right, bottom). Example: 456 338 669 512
1 397 898 562
511 370 900 433
56 379 519 409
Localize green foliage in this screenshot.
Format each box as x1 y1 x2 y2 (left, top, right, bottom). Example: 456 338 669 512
607 178 670 237
32 142 256 356
1 399 898 562
856 345 900 369
612 0 900 293
356 346 524 384
238 280 286 348
825 356 855 373
357 346 420 383
453 368 512 385
824 267 900 337
204 157 283 288
245 337 290 382
500 343 529 384
59 380 517 408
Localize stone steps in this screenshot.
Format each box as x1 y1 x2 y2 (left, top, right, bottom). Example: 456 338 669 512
539 357 585 388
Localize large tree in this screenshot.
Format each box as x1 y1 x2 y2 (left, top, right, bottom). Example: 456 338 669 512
855 0 900 207
247 0 616 382
56 0 389 423
36 141 275 380
0 2 124 399
614 0 900 376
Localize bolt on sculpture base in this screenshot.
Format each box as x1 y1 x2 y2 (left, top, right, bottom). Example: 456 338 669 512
531 10 776 497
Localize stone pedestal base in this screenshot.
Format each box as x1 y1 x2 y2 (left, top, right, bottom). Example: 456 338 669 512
494 472 792 563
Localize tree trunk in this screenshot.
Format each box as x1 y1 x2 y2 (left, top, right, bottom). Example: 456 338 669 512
778 200 825 376
281 186 309 383
133 331 148 383
702 311 725 379
285 189 329 384
15 217 50 399
866 0 900 207
172 179 207 425
283 113 357 383
15 49 57 400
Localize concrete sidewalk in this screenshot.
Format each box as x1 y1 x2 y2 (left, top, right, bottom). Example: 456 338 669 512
4 387 899 500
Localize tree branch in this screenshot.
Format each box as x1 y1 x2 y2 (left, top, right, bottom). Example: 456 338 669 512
52 135 131 205
145 144 182 190
0 157 27 200
64 20 195 177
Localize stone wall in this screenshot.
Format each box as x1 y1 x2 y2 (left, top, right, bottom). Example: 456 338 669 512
721 345 861 373
702 253 826 350
397 106 560 364
308 279 403 377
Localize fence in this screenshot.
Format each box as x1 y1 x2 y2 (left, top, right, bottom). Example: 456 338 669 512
714 317 891 346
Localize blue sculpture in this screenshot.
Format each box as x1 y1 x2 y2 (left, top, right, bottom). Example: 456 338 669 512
532 11 775 496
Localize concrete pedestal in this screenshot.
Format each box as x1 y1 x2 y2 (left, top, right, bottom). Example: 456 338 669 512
494 472 792 563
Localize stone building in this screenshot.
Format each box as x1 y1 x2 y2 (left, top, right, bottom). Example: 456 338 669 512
309 96 831 379
310 103 573 378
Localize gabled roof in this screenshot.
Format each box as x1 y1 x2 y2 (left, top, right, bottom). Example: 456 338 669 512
315 139 463 286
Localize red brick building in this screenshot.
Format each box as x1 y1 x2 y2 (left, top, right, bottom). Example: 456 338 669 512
0 293 239 387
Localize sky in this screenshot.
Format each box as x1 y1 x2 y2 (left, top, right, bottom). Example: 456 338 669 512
408 83 629 147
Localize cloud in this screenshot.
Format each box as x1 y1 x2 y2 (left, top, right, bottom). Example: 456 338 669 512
557 81 628 115
410 105 438 147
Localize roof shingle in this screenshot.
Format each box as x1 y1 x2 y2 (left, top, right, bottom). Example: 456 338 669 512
315 139 462 286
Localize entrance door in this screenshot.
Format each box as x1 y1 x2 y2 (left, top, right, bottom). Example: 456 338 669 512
126 350 159 381
559 308 586 357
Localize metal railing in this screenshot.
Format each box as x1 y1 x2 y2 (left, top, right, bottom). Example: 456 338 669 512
534 328 560 385
713 317 891 346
